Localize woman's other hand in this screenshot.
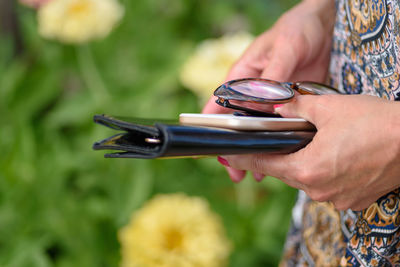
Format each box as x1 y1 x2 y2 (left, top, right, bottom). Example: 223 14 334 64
203 0 336 182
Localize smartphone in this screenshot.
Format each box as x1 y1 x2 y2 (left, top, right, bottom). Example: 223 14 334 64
179 113 315 131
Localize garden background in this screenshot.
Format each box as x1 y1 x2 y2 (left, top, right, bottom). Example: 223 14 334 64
0 0 299 266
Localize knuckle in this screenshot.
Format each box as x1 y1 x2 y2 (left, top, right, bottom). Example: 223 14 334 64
293 167 317 186
274 31 307 58
276 33 301 50
303 98 321 119
250 155 266 174
307 189 331 202
311 95 334 113
316 95 334 105
292 161 331 186
274 32 291 45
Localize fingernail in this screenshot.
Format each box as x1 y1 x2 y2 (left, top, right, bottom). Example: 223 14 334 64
217 156 230 167
230 173 246 183
253 173 264 182
273 104 283 114
231 176 244 183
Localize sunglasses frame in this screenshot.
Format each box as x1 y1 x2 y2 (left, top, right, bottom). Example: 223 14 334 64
214 78 339 117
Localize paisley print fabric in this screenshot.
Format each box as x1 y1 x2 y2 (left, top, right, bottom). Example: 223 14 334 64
346 0 387 46
341 190 400 266
329 0 400 99
280 0 400 266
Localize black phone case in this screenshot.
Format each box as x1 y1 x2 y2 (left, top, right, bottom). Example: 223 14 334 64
93 114 315 159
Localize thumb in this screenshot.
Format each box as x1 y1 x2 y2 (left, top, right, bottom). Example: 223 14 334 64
275 95 323 126
260 40 299 82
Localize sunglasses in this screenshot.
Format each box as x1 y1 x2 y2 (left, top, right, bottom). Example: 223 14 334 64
214 78 340 117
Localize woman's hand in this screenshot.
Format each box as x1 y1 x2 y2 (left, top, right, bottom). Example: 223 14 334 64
220 95 400 211
203 0 336 182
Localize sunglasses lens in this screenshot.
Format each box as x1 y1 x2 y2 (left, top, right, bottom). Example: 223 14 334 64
229 79 293 100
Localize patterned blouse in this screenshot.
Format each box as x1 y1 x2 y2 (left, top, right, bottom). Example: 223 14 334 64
281 0 400 266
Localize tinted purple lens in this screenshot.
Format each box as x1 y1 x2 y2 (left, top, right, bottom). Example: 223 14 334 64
229 80 293 100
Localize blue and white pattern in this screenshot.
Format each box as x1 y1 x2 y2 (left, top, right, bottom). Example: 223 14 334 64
281 0 400 266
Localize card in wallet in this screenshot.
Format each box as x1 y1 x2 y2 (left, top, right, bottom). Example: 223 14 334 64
92 114 315 159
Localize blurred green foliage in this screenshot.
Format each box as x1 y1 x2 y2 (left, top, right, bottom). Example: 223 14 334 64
1 0 298 266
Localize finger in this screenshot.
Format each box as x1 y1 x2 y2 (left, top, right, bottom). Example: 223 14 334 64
222 154 305 190
226 59 262 81
287 39 333 82
227 167 246 183
260 37 301 82
204 32 274 114
226 31 274 81
253 172 265 182
217 156 247 182
274 95 325 126
203 34 271 114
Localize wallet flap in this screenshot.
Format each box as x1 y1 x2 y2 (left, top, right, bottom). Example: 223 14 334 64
93 132 163 154
94 114 175 136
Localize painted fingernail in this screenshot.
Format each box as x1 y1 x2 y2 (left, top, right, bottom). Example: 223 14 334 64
253 173 265 182
217 156 230 167
273 104 284 114
273 104 284 109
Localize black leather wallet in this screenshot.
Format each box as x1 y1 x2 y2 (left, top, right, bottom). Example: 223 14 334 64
93 114 315 159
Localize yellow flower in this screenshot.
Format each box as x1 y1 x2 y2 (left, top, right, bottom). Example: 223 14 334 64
38 0 124 44
180 32 254 102
119 194 231 267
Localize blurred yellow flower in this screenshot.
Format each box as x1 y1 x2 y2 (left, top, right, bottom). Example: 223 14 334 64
180 32 254 102
119 193 231 267
38 0 124 44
